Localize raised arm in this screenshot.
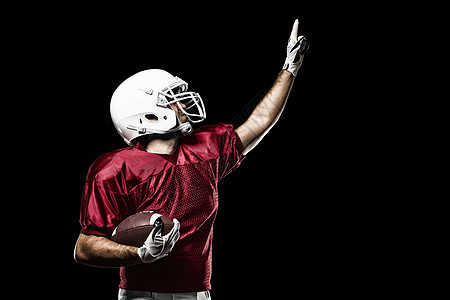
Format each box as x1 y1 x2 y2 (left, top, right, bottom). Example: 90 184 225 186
235 19 308 155
236 70 294 155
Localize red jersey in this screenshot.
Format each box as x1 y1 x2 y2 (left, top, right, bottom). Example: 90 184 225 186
79 124 244 292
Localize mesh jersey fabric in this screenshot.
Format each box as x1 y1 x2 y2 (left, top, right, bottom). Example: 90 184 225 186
79 123 245 292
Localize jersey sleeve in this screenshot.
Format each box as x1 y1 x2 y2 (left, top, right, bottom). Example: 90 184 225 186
215 123 245 180
79 155 132 237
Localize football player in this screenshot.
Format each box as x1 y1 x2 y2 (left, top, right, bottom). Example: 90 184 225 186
74 19 308 300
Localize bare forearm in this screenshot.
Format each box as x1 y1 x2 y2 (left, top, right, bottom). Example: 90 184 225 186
250 70 294 130
74 233 141 268
236 70 295 154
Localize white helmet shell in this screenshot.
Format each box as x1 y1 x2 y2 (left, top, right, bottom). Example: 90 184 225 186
110 69 206 145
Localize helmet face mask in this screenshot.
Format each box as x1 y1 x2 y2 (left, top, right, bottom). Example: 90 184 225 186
157 77 206 123
110 69 206 145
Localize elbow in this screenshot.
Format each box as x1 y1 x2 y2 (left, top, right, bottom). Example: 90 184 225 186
73 241 86 264
73 234 91 265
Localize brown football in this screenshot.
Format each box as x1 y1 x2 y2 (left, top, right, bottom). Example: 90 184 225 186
110 211 174 247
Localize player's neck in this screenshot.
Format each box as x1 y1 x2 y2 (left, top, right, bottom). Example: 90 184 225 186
145 135 180 155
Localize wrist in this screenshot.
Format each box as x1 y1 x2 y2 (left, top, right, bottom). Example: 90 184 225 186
282 61 301 77
280 69 295 78
137 245 161 264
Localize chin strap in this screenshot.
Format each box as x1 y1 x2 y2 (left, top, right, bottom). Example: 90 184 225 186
126 122 193 137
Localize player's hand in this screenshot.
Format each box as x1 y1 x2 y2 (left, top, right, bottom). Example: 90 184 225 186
282 19 309 77
137 217 180 263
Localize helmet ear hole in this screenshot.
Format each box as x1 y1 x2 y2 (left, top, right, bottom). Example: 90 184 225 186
145 114 159 121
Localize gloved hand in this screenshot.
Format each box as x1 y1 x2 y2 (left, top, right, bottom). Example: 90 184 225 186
283 19 309 77
137 214 180 263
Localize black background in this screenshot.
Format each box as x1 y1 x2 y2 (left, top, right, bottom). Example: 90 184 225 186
16 3 392 299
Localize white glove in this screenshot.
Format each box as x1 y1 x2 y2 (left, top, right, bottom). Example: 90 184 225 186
137 214 181 263
283 19 309 77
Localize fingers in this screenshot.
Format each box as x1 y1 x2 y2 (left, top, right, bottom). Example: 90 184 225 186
290 36 304 52
162 219 180 255
298 36 310 55
289 19 299 42
139 218 181 262
168 230 180 250
149 213 162 225
165 218 181 241
170 219 181 244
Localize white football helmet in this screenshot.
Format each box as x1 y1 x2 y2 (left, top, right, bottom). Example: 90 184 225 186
110 69 206 145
